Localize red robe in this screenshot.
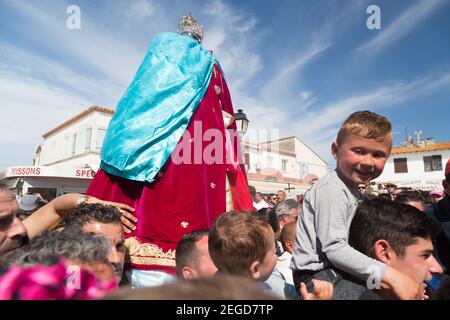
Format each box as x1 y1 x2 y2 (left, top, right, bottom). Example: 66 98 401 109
86 64 254 274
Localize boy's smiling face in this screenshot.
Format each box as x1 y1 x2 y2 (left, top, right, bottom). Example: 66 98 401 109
332 133 392 188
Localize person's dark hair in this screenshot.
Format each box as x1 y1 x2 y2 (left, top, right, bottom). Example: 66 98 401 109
377 193 392 201
13 228 110 267
256 207 279 234
175 229 209 278
62 203 121 227
349 198 438 258
395 190 426 208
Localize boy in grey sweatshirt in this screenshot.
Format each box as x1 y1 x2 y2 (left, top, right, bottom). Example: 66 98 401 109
291 111 423 300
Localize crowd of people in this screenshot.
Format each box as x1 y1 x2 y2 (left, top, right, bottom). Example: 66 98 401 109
1 15 449 301
1 110 449 300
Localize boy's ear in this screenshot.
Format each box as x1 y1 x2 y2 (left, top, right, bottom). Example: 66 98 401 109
372 239 395 265
182 266 198 280
331 142 338 160
285 240 294 253
249 261 261 280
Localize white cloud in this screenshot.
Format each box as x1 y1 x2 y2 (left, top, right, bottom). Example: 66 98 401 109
202 0 262 93
5 1 144 86
124 0 155 19
0 70 92 167
292 71 450 162
0 42 122 106
355 0 445 55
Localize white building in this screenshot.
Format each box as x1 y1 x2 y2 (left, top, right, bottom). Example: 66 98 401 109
243 136 328 196
375 141 450 190
1 106 328 199
0 106 113 199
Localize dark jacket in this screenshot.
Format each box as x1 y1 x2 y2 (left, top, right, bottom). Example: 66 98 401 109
427 195 450 273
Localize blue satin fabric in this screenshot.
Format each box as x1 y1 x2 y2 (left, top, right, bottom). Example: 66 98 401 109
100 32 214 182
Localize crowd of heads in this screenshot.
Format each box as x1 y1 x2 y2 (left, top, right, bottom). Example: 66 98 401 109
1 109 450 300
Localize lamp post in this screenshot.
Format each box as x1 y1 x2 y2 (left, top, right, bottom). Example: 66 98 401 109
235 109 249 136
234 109 250 169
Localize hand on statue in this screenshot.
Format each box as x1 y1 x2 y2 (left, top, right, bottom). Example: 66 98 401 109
299 279 334 300
87 197 137 233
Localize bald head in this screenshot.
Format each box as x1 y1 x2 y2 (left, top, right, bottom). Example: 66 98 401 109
280 221 297 254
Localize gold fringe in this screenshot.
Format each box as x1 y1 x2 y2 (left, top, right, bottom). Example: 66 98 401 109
125 237 176 267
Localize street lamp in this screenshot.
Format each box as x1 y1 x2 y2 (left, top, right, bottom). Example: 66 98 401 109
235 109 249 135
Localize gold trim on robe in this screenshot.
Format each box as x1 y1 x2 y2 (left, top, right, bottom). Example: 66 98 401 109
125 237 176 267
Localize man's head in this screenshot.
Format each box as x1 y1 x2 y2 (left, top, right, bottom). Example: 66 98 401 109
268 194 277 204
395 190 427 212
276 190 286 203
275 200 299 229
14 228 115 282
358 183 368 194
385 183 397 195
19 194 47 213
107 273 279 300
280 221 297 254
349 198 443 285
209 211 277 282
392 187 406 199
332 111 392 188
254 192 264 203
62 203 124 281
176 229 217 280
429 189 444 204
0 184 28 249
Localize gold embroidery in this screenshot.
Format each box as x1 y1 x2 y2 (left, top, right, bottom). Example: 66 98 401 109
125 237 176 267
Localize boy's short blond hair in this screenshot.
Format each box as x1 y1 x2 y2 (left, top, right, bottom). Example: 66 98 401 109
336 111 392 145
209 211 273 276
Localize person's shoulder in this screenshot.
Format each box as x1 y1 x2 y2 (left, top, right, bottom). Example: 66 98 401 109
431 196 450 221
309 171 349 197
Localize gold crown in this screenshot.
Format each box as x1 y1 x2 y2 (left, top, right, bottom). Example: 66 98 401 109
178 13 204 43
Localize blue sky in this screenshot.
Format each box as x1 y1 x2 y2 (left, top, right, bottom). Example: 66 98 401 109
1 0 449 169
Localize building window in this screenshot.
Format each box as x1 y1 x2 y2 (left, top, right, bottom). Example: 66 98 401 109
282 159 288 173
394 158 408 173
423 155 442 172
71 133 77 156
96 128 107 149
299 163 309 178
244 153 250 169
74 128 92 155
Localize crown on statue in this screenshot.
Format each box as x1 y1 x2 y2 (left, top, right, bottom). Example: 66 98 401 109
178 13 204 43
